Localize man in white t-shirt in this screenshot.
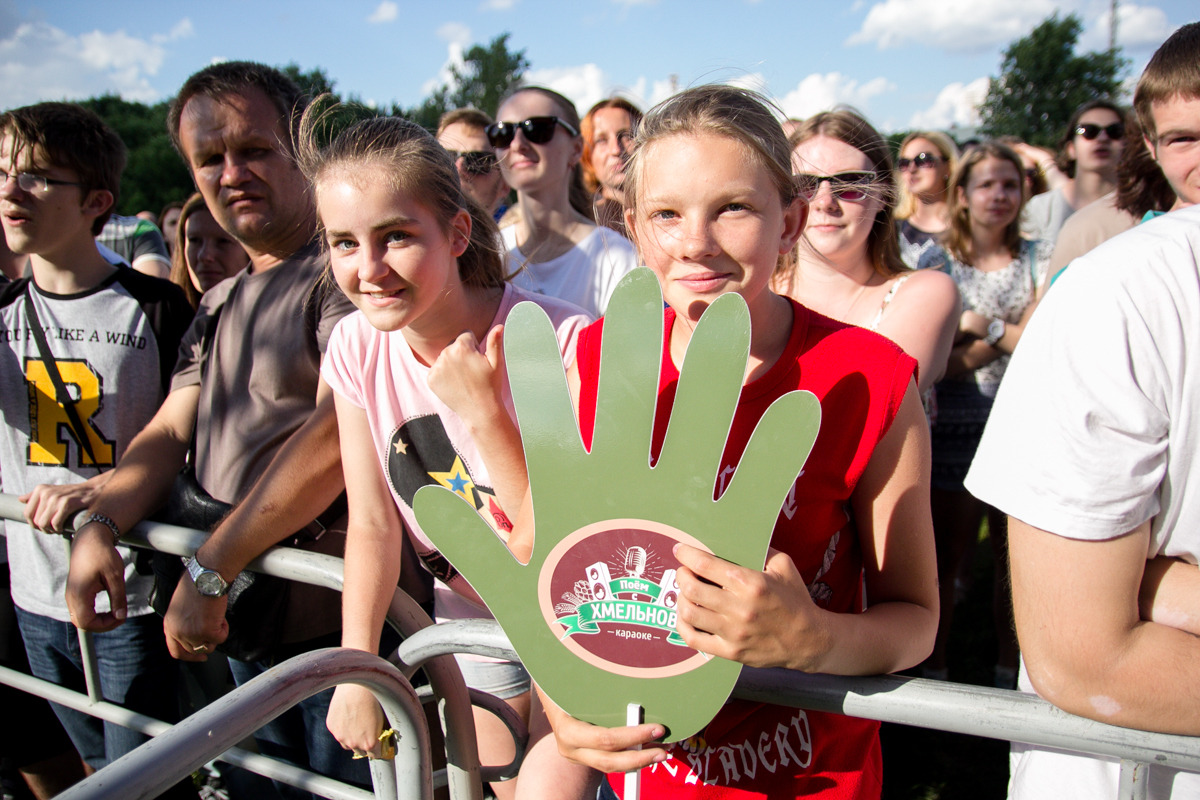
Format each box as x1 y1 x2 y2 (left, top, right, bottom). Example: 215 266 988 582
964 25 1200 799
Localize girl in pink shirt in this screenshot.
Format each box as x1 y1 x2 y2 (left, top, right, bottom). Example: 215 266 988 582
297 105 599 800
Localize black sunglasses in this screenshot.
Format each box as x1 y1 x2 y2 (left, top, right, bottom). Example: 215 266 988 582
896 152 943 170
1075 122 1125 141
486 116 579 149
445 150 497 176
796 170 876 202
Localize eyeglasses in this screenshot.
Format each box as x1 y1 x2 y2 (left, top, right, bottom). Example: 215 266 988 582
486 116 580 149
0 169 84 193
796 170 876 202
445 150 497 176
1075 122 1125 141
896 152 943 170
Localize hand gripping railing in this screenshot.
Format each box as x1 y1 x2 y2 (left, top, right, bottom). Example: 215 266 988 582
0 493 518 800
3 493 1198 800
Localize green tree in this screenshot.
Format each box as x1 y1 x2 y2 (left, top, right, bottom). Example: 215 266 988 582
78 95 193 216
978 13 1127 147
282 63 340 101
398 33 529 129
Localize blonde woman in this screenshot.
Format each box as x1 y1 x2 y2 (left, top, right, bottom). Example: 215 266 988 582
894 130 959 269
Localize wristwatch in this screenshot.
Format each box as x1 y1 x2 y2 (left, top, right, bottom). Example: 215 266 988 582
983 317 1006 347
185 556 230 597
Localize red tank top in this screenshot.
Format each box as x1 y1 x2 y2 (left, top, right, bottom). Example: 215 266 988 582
577 300 915 799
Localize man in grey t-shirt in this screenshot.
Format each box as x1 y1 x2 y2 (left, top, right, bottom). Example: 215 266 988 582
53 62 365 793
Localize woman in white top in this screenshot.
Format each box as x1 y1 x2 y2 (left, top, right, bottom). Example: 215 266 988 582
776 109 960 402
490 87 636 317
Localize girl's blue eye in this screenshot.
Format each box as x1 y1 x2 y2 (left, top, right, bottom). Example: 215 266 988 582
385 230 410 244
331 238 356 252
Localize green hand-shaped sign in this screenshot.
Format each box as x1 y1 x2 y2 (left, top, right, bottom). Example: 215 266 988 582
414 269 821 740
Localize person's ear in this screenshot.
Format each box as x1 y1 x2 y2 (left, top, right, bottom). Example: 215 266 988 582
81 189 114 222
569 133 584 169
780 196 807 254
1144 134 1159 162
449 207 472 258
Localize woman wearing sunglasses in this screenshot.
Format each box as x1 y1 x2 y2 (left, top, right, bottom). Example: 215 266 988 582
1022 100 1127 246
928 141 1051 688
490 87 636 318
776 109 959 406
894 130 959 269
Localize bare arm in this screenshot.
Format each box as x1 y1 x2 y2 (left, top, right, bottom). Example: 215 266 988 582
426 325 530 560
873 270 961 395
192 378 342 578
1139 556 1200 637
1010 517 1200 735
326 392 406 756
945 298 1039 377
163 378 344 660
65 385 198 631
673 382 938 675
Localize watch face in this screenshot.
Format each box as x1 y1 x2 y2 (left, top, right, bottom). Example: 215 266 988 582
195 571 226 596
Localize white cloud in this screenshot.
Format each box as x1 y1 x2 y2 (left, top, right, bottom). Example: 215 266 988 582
908 76 989 130
779 72 894 119
727 72 769 95
151 18 193 45
0 21 172 106
1078 3 1173 52
524 64 609 115
420 24 471 95
848 0 1066 52
480 0 517 9
437 22 472 46
367 2 398 23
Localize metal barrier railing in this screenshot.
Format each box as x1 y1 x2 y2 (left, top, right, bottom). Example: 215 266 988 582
1 494 1197 800
0 494 500 800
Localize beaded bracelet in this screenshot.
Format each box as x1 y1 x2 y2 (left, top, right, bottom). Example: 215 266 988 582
87 513 121 547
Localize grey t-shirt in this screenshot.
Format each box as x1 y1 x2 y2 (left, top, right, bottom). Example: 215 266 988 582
0 270 192 620
171 246 352 505
170 245 354 644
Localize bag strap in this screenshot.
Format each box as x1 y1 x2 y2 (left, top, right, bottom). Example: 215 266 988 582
23 287 106 471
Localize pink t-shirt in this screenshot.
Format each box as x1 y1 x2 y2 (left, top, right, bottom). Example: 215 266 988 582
322 284 591 623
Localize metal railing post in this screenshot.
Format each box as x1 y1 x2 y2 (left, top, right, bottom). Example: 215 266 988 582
54 649 430 800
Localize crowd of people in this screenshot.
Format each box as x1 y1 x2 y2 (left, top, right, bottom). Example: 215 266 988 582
0 19 1197 800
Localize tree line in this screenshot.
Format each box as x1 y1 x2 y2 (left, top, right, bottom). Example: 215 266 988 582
77 18 1123 217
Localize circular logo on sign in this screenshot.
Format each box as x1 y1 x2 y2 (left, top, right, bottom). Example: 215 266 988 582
538 519 713 678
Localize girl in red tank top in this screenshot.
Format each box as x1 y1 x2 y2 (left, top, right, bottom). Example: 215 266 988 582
542 86 939 800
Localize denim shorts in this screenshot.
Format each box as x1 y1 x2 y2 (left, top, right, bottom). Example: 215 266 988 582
454 655 531 700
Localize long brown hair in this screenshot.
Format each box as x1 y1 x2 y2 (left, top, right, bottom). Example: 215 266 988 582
296 96 507 290
789 109 906 277
943 142 1025 265
168 193 207 308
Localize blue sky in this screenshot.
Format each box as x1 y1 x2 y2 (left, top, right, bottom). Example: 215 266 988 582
2 0 1192 134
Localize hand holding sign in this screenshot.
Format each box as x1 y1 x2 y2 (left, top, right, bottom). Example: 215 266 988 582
414 269 821 740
